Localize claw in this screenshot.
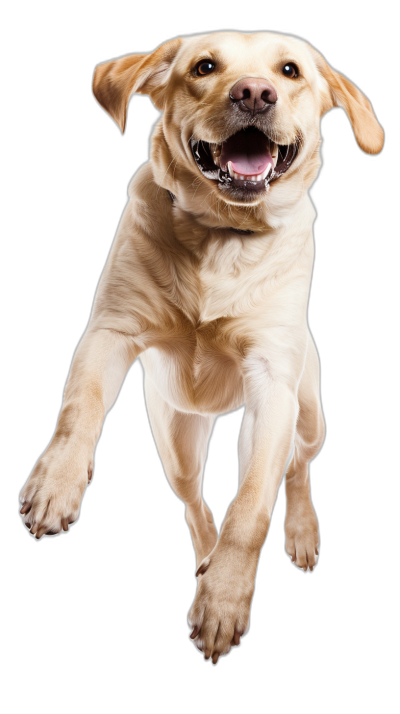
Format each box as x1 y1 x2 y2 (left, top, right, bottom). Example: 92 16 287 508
20 502 32 515
234 631 241 646
35 526 47 539
212 652 220 665
190 625 199 640
61 518 69 531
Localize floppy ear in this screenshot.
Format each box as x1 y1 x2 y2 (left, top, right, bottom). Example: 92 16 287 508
93 38 182 133
309 47 384 154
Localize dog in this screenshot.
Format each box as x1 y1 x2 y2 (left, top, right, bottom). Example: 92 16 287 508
20 31 383 663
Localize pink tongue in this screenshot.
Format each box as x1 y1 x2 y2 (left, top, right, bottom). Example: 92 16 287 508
220 129 272 176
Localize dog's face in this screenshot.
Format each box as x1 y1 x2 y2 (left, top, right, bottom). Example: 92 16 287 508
94 32 383 217
161 32 324 206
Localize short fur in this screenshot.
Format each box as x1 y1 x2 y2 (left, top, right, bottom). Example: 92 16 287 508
20 32 383 663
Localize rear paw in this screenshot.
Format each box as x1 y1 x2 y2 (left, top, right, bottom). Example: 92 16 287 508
285 513 319 571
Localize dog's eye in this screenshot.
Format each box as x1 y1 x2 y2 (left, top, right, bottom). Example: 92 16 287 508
282 63 299 79
195 60 216 76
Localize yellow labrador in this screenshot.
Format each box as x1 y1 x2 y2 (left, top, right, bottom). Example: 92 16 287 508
20 32 383 663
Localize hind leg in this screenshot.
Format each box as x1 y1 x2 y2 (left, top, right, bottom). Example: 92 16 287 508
285 334 325 571
144 376 218 567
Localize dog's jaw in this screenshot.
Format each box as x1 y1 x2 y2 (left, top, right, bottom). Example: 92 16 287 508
190 127 300 204
150 119 320 232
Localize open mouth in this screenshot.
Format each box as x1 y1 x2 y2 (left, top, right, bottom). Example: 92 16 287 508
191 127 298 198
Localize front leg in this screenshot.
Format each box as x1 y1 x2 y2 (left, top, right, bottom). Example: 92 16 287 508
20 327 140 538
189 356 299 663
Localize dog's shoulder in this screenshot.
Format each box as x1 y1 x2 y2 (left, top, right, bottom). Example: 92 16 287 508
126 161 173 232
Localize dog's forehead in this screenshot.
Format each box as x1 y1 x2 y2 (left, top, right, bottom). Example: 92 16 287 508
177 31 314 72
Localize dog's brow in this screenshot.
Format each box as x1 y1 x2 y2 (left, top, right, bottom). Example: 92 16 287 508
186 50 220 66
272 44 300 61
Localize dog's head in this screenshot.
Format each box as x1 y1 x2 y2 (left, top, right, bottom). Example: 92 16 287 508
93 32 383 227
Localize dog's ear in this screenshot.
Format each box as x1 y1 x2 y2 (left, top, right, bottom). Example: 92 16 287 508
93 38 182 133
309 47 384 154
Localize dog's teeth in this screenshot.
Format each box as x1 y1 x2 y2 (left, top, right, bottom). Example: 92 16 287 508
210 143 221 167
271 143 279 168
227 163 275 182
258 164 272 181
226 162 275 182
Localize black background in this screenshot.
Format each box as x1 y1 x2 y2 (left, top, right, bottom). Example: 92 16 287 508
7 5 388 694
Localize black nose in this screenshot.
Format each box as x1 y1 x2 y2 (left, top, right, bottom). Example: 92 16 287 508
229 77 278 113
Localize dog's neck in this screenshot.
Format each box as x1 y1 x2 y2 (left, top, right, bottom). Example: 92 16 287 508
168 191 255 235
128 162 315 324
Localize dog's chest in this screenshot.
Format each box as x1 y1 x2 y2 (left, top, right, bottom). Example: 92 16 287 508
174 231 275 324
142 318 245 414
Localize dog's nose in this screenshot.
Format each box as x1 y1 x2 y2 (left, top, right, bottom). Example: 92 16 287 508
229 78 277 113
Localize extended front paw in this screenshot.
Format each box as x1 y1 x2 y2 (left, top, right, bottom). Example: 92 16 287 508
188 547 256 664
20 443 93 539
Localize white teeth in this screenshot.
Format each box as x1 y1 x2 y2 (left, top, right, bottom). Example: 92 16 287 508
270 142 279 168
227 162 236 178
227 161 273 182
210 143 221 167
260 164 272 180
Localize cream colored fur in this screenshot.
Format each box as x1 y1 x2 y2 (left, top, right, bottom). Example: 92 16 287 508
20 32 383 663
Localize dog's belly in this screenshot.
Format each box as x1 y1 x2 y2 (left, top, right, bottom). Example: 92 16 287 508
141 344 244 415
